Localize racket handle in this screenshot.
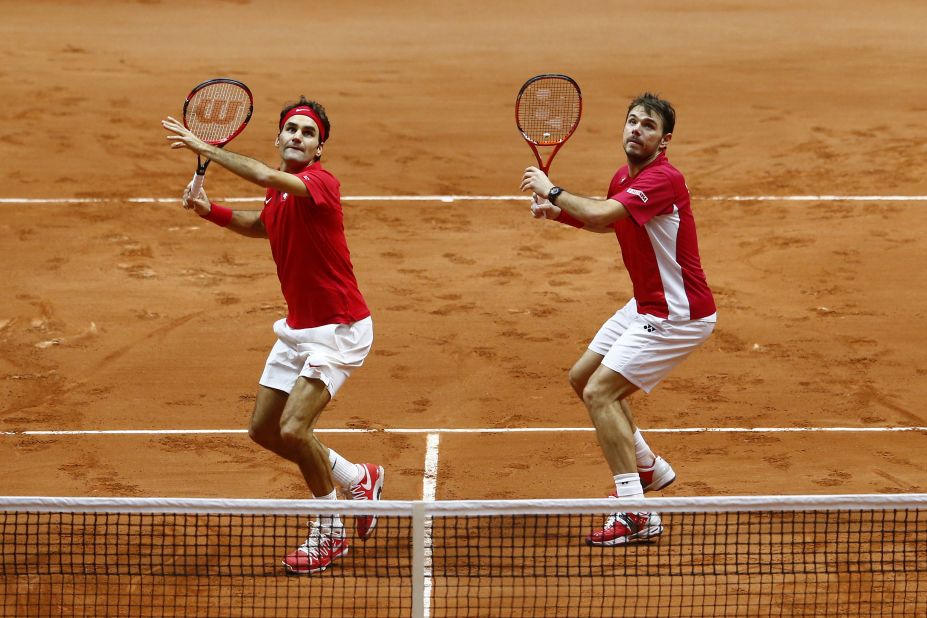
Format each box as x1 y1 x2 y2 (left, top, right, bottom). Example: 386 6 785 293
190 171 206 200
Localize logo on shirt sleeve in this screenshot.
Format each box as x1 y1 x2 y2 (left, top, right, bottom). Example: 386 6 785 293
626 188 649 203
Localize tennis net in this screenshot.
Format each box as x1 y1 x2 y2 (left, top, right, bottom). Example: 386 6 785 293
1 494 925 617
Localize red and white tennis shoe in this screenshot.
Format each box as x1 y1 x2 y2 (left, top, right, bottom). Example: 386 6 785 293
586 509 664 547
349 463 384 541
638 455 676 493
282 523 349 575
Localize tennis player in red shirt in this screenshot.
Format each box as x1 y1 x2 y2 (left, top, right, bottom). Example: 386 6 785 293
162 97 382 574
520 93 717 546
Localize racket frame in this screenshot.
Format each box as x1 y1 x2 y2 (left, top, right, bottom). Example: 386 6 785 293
515 73 583 174
182 77 254 197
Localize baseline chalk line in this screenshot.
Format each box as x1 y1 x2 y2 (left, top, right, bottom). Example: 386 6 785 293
2 195 927 205
2 426 924 436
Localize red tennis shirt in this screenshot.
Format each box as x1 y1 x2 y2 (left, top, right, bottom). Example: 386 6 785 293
260 162 370 329
608 153 716 321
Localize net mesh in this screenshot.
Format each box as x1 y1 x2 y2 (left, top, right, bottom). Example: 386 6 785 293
1 496 924 617
516 76 581 145
183 81 252 144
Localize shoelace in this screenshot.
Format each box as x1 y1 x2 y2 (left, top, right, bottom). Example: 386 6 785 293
298 523 339 558
603 512 644 532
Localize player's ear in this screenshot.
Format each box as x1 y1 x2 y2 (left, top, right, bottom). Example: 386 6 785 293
274 134 280 147
659 132 672 150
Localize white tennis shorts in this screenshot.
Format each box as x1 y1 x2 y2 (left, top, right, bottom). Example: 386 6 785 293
259 316 373 398
589 299 716 393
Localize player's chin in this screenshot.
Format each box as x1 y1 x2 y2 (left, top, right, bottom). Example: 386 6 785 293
624 146 650 164
282 151 312 166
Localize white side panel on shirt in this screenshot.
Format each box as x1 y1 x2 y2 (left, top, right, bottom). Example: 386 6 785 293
645 205 691 320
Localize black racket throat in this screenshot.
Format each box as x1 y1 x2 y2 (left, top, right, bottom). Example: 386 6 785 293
196 156 211 175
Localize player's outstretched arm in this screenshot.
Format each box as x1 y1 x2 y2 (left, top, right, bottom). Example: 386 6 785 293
162 117 307 197
520 167 624 232
554 192 628 229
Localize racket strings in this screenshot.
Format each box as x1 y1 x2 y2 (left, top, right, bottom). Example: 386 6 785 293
184 82 252 144
517 78 581 146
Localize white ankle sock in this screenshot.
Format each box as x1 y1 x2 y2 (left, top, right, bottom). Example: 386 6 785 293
633 429 656 469
613 473 644 499
328 449 361 489
315 488 344 535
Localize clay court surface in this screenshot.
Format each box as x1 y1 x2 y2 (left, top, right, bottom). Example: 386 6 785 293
2 0 926 504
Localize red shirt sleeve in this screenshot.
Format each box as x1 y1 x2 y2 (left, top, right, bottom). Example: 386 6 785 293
295 167 340 207
609 168 676 226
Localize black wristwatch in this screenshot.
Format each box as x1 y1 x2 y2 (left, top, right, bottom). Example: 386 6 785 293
547 186 563 204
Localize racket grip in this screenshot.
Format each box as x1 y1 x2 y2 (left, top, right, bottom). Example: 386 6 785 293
190 172 205 200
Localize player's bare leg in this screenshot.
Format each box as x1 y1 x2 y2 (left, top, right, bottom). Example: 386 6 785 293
254 377 351 574
568 349 605 398
569 351 675 492
250 386 294 460
582 366 639 475
582 366 664 546
250 378 337 495
276 376 335 496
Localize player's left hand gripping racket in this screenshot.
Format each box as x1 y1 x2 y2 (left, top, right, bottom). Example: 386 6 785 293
515 74 582 175
182 78 253 199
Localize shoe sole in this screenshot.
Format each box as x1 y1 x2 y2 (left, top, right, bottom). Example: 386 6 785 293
282 546 350 575
357 466 385 541
585 525 664 547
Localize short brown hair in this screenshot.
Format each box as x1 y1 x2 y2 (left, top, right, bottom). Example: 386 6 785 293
627 93 675 135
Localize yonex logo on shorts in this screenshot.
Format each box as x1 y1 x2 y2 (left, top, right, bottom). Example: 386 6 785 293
626 188 648 203
643 324 656 333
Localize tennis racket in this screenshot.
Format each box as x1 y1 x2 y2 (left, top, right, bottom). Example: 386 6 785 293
182 78 253 199
515 74 582 175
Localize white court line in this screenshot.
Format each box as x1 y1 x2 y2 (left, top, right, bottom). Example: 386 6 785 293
2 194 927 205
703 195 927 202
2 426 925 436
422 433 441 501
420 433 440 618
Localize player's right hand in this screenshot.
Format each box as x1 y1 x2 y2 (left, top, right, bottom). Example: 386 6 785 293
182 183 211 216
531 194 560 220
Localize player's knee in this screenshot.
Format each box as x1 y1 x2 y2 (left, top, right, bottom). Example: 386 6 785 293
568 365 587 397
248 423 275 449
581 381 607 409
278 420 312 449
583 375 629 409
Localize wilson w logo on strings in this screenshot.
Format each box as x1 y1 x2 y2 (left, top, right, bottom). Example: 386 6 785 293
193 99 244 125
